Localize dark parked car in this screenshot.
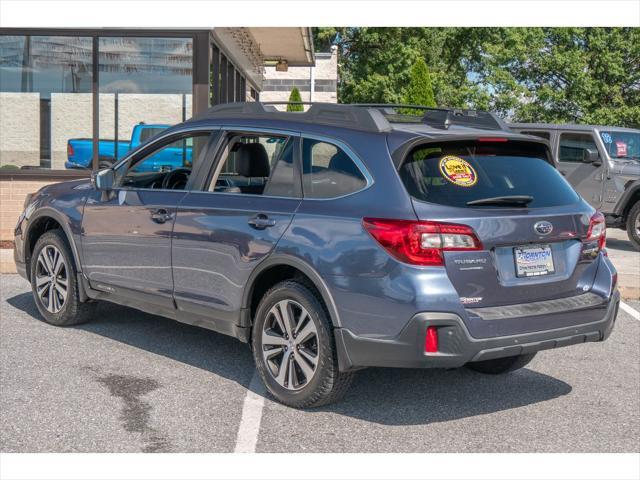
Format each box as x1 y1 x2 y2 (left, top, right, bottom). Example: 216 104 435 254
15 103 619 407
510 123 640 250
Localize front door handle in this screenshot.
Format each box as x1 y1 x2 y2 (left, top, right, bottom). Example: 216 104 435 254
248 214 276 229
150 208 173 224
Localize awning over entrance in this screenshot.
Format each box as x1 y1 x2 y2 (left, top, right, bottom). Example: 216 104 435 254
212 27 314 90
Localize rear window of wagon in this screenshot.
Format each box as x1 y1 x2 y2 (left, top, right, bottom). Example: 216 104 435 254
398 140 580 209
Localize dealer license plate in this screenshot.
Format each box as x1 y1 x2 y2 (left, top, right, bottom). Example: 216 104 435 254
514 244 555 278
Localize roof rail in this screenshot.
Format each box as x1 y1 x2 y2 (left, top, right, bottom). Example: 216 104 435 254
350 104 507 131
194 102 507 132
195 102 392 133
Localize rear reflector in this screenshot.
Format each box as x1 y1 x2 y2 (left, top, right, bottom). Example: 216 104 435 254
363 218 483 266
425 326 438 353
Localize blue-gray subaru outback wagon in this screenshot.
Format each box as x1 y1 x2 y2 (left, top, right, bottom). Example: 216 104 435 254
14 103 619 407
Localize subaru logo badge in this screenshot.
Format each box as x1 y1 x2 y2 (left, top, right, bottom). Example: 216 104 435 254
534 221 553 235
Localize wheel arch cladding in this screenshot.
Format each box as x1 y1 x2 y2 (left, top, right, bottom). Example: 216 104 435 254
242 255 342 330
25 212 80 280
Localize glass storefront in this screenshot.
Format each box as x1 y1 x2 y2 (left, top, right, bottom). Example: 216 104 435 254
0 32 198 172
94 37 193 170
0 35 93 170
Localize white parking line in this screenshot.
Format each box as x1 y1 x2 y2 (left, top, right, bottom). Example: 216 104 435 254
234 371 266 453
620 301 640 321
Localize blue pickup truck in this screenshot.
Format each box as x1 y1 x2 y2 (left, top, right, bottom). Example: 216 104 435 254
65 123 184 170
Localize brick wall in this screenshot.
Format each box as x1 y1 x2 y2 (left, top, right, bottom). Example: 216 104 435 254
0 178 60 272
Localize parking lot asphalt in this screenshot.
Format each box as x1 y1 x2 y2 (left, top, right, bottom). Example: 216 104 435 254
1 274 638 453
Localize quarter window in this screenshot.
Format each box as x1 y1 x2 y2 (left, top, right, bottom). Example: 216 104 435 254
302 139 367 199
559 133 598 163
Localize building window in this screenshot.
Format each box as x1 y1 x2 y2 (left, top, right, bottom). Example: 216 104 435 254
0 35 93 170
94 37 193 171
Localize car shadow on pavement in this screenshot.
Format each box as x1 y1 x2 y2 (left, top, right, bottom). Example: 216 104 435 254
6 292 256 390
7 292 572 426
316 366 572 426
606 236 636 252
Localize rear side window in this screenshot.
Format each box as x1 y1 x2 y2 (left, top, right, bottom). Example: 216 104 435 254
399 141 579 208
558 133 598 163
302 138 367 199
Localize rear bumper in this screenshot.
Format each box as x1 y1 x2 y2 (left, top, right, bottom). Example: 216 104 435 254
335 290 620 371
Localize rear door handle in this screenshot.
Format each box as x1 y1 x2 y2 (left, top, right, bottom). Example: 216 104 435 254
150 208 173 224
248 214 276 229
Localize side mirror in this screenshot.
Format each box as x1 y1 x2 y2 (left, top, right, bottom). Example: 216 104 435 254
583 149 601 166
92 168 115 191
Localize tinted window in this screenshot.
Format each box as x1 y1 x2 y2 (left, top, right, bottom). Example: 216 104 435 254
399 141 579 209
302 139 367 199
559 133 598 163
521 131 550 140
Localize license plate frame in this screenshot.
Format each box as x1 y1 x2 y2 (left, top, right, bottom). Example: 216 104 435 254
514 244 555 278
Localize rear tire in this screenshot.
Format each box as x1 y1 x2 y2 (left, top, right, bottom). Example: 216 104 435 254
626 201 640 251
466 353 536 374
251 280 354 408
30 229 95 326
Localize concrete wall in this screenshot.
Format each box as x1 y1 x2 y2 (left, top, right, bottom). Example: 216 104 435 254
0 93 40 168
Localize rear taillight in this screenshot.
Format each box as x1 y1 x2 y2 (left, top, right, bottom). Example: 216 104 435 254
586 212 606 251
67 142 75 158
362 218 483 266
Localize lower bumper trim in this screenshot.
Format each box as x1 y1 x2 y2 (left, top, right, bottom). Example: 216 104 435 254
335 291 619 371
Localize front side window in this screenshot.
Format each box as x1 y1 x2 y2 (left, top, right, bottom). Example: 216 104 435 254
301 139 367 199
600 130 640 161
208 133 298 197
399 141 579 209
119 132 210 190
558 133 599 163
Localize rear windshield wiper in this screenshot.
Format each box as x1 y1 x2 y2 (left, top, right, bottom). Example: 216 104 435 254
466 195 534 207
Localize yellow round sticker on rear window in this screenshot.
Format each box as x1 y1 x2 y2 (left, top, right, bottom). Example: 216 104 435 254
439 155 478 187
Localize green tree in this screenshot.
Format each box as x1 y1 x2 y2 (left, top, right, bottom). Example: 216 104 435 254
473 28 640 127
403 58 436 109
287 87 304 112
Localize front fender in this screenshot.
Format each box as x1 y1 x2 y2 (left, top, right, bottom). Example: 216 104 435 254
613 180 640 216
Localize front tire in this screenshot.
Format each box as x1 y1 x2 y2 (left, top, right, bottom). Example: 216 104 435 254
251 280 354 408
466 353 536 374
626 201 640 251
30 229 95 326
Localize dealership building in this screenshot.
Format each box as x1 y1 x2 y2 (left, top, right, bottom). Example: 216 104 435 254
0 27 329 271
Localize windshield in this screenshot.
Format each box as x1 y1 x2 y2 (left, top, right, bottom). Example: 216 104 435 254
399 140 579 209
600 131 640 161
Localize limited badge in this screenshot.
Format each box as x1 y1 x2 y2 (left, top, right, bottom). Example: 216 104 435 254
439 155 478 187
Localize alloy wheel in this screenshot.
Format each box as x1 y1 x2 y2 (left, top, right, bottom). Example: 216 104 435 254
35 245 68 313
261 299 319 391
